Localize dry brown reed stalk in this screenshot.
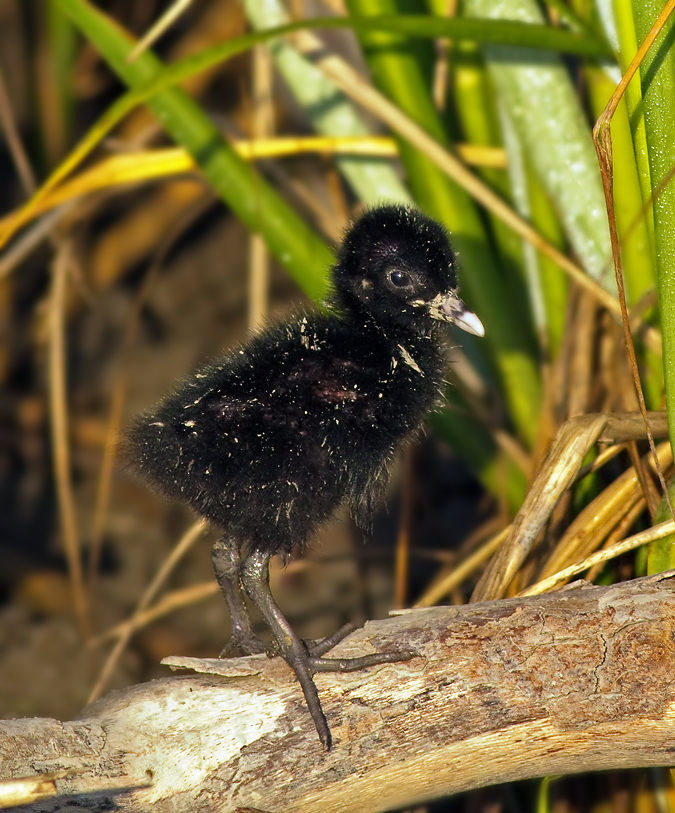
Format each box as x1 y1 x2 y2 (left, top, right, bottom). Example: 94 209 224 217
394 450 414 608
257 157 344 243
109 0 247 147
88 519 207 703
584 496 648 583
323 155 352 225
0 63 36 391
87 179 207 293
414 523 510 608
567 289 597 418
0 205 75 282
247 44 273 329
406 514 506 607
574 442 628 482
49 242 91 637
90 580 221 646
627 439 661 519
472 412 669 602
87 191 215 596
126 0 195 64
432 0 459 110
492 429 532 479
538 441 671 580
519 519 675 597
0 67 36 196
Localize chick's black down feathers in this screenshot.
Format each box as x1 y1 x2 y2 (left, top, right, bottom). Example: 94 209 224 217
127 204 483 749
129 206 469 552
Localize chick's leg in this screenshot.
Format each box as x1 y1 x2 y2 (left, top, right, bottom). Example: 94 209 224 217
240 547 415 750
211 535 266 655
240 547 332 747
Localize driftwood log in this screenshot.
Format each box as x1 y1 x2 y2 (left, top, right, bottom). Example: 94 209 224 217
3 572 675 812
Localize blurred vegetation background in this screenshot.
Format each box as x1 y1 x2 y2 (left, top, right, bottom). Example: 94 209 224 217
1 0 675 810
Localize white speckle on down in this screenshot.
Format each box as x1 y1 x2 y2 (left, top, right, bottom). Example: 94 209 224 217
397 344 423 375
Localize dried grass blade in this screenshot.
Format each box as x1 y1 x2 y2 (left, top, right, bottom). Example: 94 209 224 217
520 519 675 597
538 441 672 580
471 414 608 601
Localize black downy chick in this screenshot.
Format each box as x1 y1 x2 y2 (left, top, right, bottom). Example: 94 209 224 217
128 205 484 749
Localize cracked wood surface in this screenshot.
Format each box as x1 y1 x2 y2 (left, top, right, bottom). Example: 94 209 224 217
3 572 675 812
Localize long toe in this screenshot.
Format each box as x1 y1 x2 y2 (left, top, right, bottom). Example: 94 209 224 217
306 622 359 657
309 649 417 672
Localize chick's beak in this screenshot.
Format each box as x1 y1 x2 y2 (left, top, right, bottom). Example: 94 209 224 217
428 291 485 337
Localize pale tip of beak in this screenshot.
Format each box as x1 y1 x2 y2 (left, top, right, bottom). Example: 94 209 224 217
452 308 485 337
438 294 485 337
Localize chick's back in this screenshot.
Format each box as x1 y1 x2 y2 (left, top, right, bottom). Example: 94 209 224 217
128 309 444 554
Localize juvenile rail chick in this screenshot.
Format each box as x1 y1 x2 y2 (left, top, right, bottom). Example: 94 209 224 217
128 204 484 749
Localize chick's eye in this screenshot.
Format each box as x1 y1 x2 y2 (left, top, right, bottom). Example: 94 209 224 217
389 269 412 288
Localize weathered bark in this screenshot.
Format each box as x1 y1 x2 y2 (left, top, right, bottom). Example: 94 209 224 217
3 572 675 813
